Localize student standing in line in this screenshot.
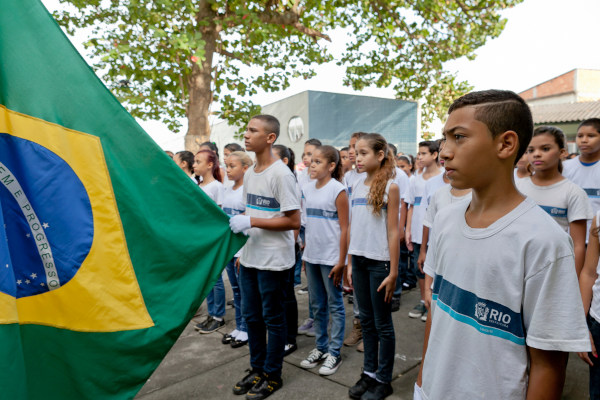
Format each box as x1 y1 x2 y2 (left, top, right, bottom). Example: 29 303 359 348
347 133 399 400
417 90 589 399
405 141 442 320
221 151 252 348
563 118 600 241
194 149 226 333
229 115 300 400
517 126 592 276
299 145 349 376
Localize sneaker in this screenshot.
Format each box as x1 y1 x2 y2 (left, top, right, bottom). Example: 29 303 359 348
297 286 309 295
222 333 234 344
361 381 393 400
343 318 362 346
227 299 235 307
391 296 401 312
297 318 314 335
300 348 328 369
283 343 297 357
245 373 282 400
421 309 428 322
199 318 225 334
348 373 376 400
356 340 364 352
402 282 416 291
318 353 342 375
231 338 248 348
232 369 262 395
194 316 213 331
408 303 426 319
347 294 354 304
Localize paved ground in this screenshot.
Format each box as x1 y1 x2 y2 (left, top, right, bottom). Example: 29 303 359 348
135 274 590 400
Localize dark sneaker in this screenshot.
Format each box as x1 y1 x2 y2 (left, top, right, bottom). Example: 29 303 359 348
222 333 234 344
297 286 309 295
194 316 213 331
318 353 342 375
283 343 297 357
391 296 401 312
348 373 376 400
233 369 262 395
227 299 235 307
231 338 248 348
408 303 426 319
421 309 428 322
245 373 282 400
300 348 327 369
199 318 225 334
361 381 393 400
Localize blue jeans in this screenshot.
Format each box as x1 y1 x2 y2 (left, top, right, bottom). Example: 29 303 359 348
394 241 410 296
588 315 600 399
206 274 225 318
305 262 345 357
283 265 298 345
294 227 305 286
225 258 246 332
239 265 288 379
352 255 395 383
411 243 424 279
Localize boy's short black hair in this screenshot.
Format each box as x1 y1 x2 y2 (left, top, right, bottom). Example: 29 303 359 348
340 146 349 152
448 90 533 163
251 114 280 139
578 118 600 133
418 140 439 154
305 138 322 147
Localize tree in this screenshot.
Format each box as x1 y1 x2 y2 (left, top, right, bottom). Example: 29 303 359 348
54 0 521 151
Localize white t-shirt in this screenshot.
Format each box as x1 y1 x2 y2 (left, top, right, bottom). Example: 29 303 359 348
348 175 394 261
422 198 590 400
223 185 245 258
563 157 600 239
589 212 600 321
199 180 224 206
423 185 471 228
424 173 446 206
343 169 365 198
297 168 313 227
240 160 301 271
408 170 443 244
302 179 346 266
394 167 410 202
516 177 593 232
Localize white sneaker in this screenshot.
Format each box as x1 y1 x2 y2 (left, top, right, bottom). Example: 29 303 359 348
300 348 327 369
318 353 342 376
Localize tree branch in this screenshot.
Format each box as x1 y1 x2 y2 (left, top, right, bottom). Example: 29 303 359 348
259 10 331 41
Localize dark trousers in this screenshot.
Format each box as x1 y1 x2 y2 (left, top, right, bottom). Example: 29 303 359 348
352 255 396 383
283 265 298 345
589 315 600 399
239 265 288 380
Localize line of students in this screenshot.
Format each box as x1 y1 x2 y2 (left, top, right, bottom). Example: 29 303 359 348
176 103 600 399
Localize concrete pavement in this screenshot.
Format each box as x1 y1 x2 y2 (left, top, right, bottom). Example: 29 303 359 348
135 275 590 400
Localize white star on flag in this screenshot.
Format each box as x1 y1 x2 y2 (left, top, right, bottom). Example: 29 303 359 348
26 233 31 238
40 283 45 287
16 280 22 285
25 279 30 284
42 222 49 229
31 273 37 279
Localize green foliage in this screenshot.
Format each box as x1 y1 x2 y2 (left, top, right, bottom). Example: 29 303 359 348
53 0 521 134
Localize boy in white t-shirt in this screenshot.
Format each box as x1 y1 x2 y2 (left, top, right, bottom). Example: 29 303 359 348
563 118 600 240
406 141 442 320
417 90 590 400
229 115 301 400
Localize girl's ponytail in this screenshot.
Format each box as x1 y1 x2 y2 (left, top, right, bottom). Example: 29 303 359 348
360 133 395 215
196 149 223 182
316 145 343 182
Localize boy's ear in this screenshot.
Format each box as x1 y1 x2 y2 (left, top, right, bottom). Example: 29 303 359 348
266 132 277 145
496 130 519 162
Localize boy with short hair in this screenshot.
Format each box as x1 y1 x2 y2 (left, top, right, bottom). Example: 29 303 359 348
229 115 301 400
563 118 600 239
406 141 442 319
417 90 590 399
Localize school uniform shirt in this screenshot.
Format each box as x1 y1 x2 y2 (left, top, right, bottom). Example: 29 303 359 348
408 171 443 244
423 185 471 229
394 167 410 202
516 177 592 232
424 173 446 206
223 185 245 258
343 169 365 198
589 211 600 322
301 179 346 266
348 175 394 262
563 157 600 239
297 168 313 227
199 180 224 206
240 160 301 271
422 198 590 400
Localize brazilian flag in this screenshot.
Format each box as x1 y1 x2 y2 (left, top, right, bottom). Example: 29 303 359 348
0 0 246 398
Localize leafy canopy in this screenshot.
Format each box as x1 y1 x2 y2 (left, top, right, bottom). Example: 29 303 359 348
54 0 521 134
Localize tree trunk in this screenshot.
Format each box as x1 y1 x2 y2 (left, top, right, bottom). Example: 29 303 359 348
185 2 217 153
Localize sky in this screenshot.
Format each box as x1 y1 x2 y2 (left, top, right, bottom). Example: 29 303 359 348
41 0 600 150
